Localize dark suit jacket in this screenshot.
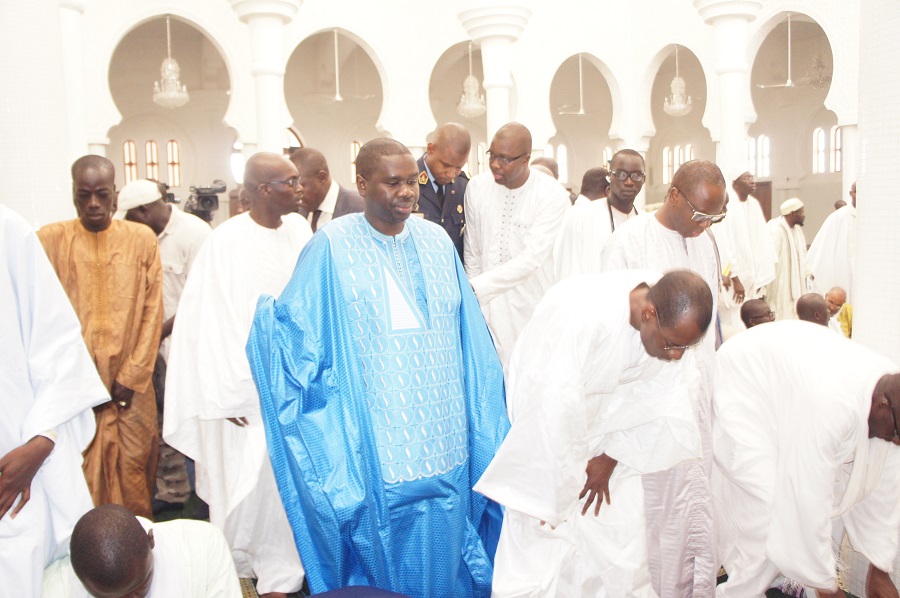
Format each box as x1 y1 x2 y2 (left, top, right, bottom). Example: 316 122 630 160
299 183 364 226
415 155 468 263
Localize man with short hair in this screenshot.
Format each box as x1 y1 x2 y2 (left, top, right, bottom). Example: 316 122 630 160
554 150 643 280
714 170 777 338
767 198 812 320
164 153 310 598
739 298 775 329
246 138 509 597
290 147 364 232
809 182 857 301
825 286 852 338
464 122 570 363
713 321 900 598
477 269 713 597
416 122 471 261
796 293 830 326
572 166 609 206
531 156 560 180
0 204 109 597
38 155 163 519
45 504 241 597
600 159 727 598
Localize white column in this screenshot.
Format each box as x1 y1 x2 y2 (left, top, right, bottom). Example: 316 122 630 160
458 2 530 141
230 0 301 153
59 0 88 166
0 0 72 226
840 123 858 199
694 0 762 170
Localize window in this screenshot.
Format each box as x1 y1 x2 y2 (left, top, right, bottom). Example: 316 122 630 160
685 144 695 162
145 140 159 180
830 126 842 173
757 135 770 177
122 140 138 184
602 147 613 168
166 140 181 187
662 146 673 185
747 138 757 177
555 144 568 185
350 141 361 181
230 141 245 184
812 127 827 174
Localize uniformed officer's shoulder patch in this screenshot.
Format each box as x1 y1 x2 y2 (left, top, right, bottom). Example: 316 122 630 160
418 171 428 185
461 170 470 180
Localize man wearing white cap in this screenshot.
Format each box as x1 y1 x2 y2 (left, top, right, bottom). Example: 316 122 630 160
118 179 211 359
766 198 812 320
712 170 777 338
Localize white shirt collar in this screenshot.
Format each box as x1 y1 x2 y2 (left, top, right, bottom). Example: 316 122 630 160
319 180 339 215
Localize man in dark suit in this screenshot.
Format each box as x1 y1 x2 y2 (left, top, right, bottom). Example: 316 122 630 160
290 147 364 232
416 123 471 263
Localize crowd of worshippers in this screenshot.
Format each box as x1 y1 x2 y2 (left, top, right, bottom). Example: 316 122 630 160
3 119 896 598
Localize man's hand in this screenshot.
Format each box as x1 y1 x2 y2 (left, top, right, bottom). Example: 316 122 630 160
0 436 54 520
866 565 899 598
731 277 746 303
579 453 618 516
227 417 249 427
111 380 135 411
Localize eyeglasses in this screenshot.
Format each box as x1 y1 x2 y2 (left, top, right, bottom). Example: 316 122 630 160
265 176 301 188
673 187 727 223
654 309 698 352
610 170 646 182
486 150 528 167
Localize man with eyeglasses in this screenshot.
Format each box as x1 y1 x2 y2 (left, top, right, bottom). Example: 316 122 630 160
463 122 570 364
739 298 775 329
554 150 645 281
164 152 310 597
713 321 900 598
713 169 777 339
477 269 713 597
600 159 727 598
766 198 812 321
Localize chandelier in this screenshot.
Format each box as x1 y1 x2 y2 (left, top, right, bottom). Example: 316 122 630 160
663 45 692 118
457 42 486 119
153 16 189 109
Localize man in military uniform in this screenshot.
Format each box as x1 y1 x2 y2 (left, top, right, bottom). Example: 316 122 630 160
416 122 471 263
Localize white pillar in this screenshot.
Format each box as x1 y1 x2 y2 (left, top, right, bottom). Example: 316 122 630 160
59 0 88 166
230 0 301 153
0 0 72 226
694 0 762 170
458 2 530 141
840 123 858 200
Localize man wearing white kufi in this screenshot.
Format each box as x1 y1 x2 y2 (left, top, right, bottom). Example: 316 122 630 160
713 169 777 338
476 269 713 597
766 197 812 320
713 321 900 597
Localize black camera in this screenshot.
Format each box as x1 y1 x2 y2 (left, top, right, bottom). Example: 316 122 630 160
185 180 226 222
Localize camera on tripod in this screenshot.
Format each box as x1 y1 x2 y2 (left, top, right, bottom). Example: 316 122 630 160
184 180 226 222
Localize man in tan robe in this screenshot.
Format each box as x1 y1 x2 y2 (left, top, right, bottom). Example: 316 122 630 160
38 155 163 519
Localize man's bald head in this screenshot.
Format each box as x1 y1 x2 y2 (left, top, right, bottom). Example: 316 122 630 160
671 160 726 197
432 123 471 155
825 287 847 318
243 152 301 227
72 155 115 182
796 293 829 326
489 123 532 189
70 505 154 597
740 299 774 328
531 157 559 180
425 123 471 186
493 123 532 156
648 269 714 332
243 152 295 198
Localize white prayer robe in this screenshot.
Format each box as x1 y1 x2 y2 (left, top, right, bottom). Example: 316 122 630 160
43 517 242 597
600 213 720 598
475 271 702 598
553 197 637 282
808 205 856 302
766 217 811 321
0 205 109 597
713 321 900 596
163 212 310 594
712 197 776 338
463 170 570 363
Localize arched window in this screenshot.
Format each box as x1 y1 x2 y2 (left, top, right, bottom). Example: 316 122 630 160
555 144 568 185
122 140 138 184
674 145 685 172
230 141 245 185
350 141 361 181
685 144 695 161
830 126 842 173
812 127 827 174
757 135 770 177
662 146 673 185
747 138 757 178
284 128 302 155
166 140 181 187
602 147 613 168
145 140 159 180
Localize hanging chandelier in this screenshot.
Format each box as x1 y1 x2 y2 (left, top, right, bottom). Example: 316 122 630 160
663 45 692 118
153 16 189 109
457 42 486 119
